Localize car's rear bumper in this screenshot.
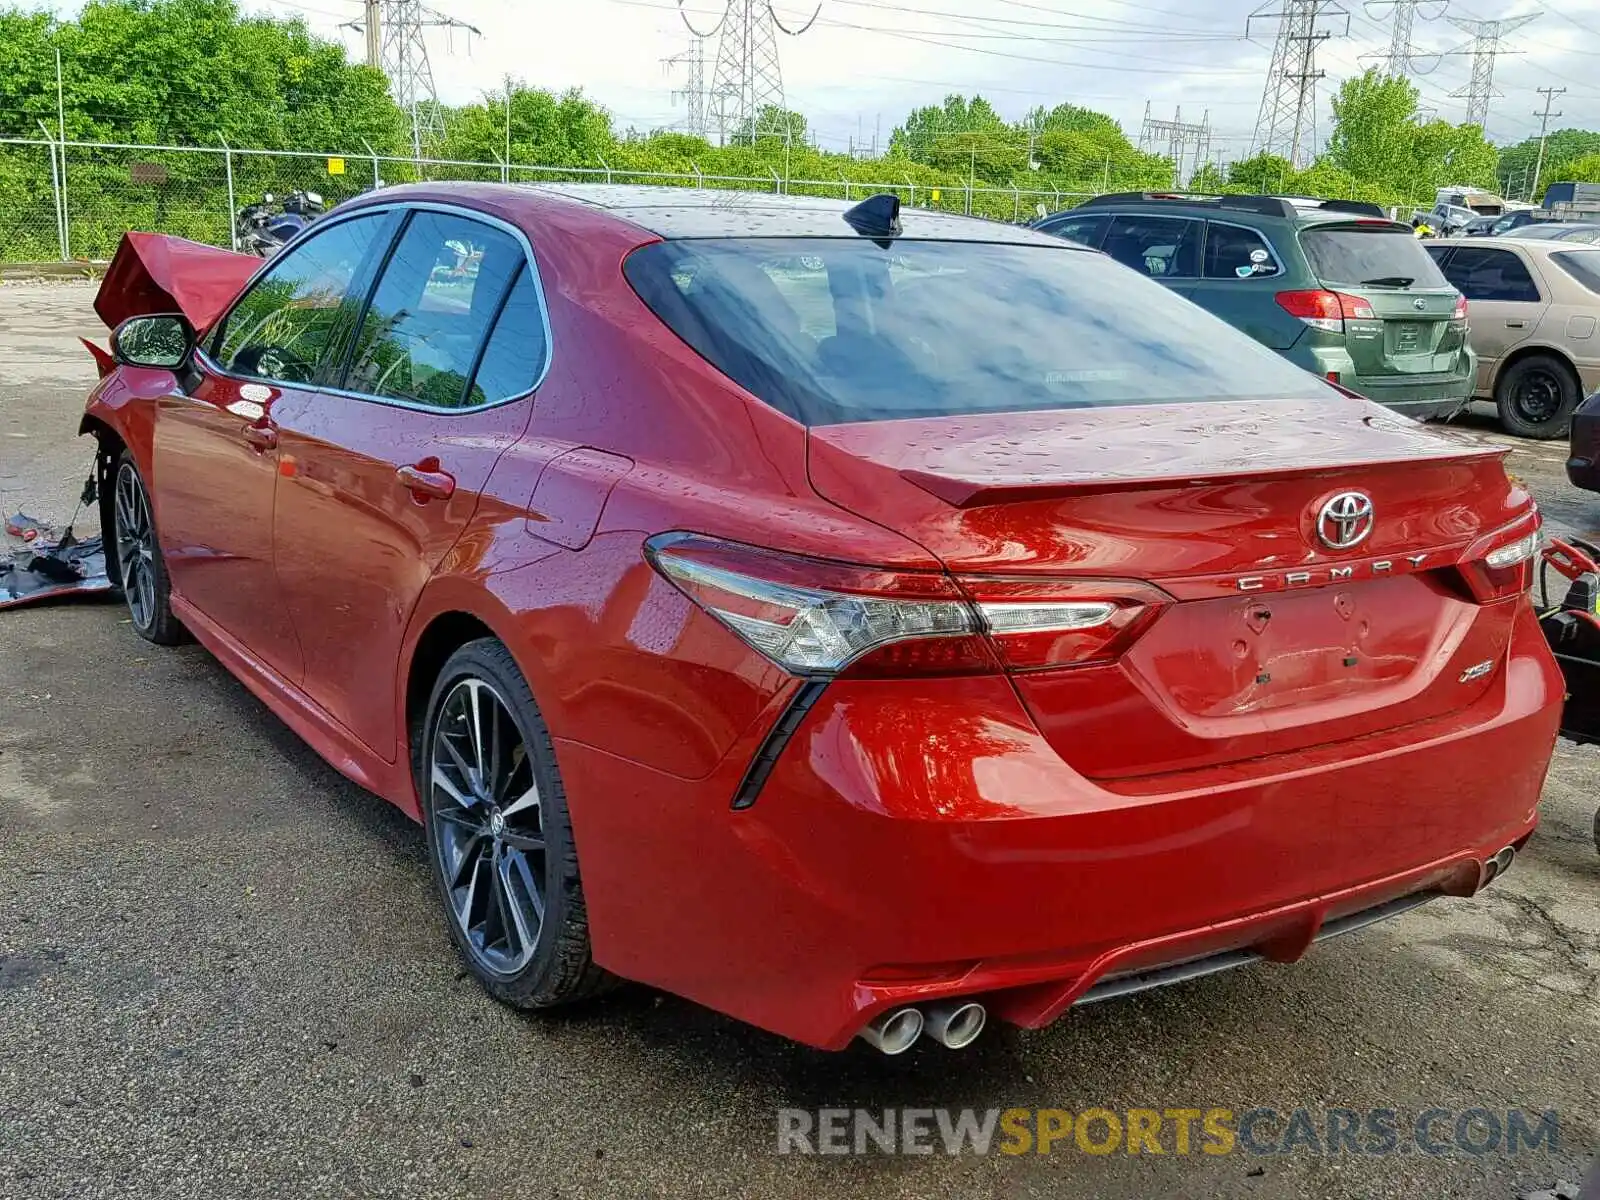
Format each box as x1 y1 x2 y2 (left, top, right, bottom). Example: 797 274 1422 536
558 601 1560 1050
1298 349 1476 421
1567 395 1600 490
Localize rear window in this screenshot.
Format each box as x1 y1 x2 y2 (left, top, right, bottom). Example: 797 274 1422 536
623 238 1332 426
1300 226 1450 289
1551 250 1600 294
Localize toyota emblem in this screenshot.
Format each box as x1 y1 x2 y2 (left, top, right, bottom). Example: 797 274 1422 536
1317 492 1375 550
1413 297 1427 311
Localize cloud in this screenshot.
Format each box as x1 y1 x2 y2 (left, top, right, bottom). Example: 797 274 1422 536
257 0 1600 158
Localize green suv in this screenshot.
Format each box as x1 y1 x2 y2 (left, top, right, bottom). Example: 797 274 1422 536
1032 193 1475 420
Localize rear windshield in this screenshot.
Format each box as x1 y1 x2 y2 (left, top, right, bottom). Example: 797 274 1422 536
1300 226 1450 289
624 238 1332 426
1551 250 1600 294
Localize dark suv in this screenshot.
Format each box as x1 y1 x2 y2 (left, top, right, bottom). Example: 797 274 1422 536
1033 193 1475 420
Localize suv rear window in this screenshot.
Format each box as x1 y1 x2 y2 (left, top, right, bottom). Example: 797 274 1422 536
624 238 1332 426
1300 226 1450 288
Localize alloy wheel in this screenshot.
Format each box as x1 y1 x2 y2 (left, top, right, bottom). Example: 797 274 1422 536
427 677 548 977
113 462 157 630
1513 369 1564 424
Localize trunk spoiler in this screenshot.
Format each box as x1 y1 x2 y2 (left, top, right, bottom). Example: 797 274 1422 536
900 446 1510 508
93 232 259 333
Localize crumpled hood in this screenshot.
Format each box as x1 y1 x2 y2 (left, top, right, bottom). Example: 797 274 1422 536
94 232 260 332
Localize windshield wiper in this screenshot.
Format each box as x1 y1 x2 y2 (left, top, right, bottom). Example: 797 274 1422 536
1360 275 1415 287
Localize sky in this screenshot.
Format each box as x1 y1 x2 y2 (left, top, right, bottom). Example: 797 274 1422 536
225 0 1600 158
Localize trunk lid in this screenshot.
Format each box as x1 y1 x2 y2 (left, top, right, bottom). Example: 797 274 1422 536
1298 221 1468 378
808 398 1531 779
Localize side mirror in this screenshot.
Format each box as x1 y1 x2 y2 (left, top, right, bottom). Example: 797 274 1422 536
111 313 200 392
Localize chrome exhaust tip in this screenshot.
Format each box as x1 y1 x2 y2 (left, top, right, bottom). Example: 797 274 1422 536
855 1007 924 1056
1483 845 1516 886
924 1001 987 1050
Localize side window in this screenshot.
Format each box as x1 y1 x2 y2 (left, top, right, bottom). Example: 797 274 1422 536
344 210 526 409
467 267 548 406
1203 224 1282 279
1038 213 1110 249
213 214 389 383
1102 215 1200 279
1438 247 1541 303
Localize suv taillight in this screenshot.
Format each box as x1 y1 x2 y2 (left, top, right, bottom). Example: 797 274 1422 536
645 533 1170 677
1275 289 1375 332
1451 293 1469 327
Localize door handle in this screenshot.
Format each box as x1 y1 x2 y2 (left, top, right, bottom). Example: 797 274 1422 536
396 462 456 501
241 423 277 451
1506 320 1528 328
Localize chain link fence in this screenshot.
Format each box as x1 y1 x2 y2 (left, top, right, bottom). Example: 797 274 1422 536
0 136 1094 264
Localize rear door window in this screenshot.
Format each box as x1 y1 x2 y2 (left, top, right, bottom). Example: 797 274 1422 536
1101 215 1201 279
1037 213 1110 249
1203 223 1281 279
1435 246 1541 303
1300 226 1451 288
1550 251 1600 295
342 210 526 409
624 237 1333 426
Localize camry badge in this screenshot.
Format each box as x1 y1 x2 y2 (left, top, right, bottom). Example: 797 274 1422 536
1316 492 1375 551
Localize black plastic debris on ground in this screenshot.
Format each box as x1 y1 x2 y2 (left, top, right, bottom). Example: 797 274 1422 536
0 532 112 610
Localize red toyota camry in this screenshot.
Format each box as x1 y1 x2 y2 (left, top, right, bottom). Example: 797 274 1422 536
84 184 1560 1055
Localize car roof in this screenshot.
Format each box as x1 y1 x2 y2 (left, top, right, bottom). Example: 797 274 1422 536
1048 193 1393 227
1429 235 1600 255
1503 223 1600 239
355 181 1071 246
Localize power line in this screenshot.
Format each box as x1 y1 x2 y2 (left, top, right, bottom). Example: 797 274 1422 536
1249 0 1350 168
1445 12 1539 127
344 0 481 158
1360 0 1449 76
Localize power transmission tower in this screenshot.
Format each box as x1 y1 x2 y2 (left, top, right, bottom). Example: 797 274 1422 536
1532 85 1565 203
1445 13 1539 128
663 35 710 139
1360 0 1447 76
1139 104 1212 187
348 0 482 160
679 0 820 146
1248 1 1350 170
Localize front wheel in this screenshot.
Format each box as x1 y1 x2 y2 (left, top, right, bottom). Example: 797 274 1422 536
418 638 615 1009
1496 354 1580 439
110 452 186 645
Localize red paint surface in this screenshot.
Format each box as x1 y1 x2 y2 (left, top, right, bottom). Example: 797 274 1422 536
83 186 1562 1049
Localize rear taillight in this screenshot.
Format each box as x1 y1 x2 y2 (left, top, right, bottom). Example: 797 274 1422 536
1450 293 1469 330
1275 289 1375 332
1457 517 1541 602
645 533 1168 677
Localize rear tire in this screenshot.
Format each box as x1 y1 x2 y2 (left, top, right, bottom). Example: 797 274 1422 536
1495 354 1580 439
417 638 616 1009
109 452 186 646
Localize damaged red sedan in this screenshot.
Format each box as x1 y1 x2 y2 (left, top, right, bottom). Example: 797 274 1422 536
82 184 1561 1054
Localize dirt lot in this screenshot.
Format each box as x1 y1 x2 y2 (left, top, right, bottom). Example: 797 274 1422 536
1 282 1597 1200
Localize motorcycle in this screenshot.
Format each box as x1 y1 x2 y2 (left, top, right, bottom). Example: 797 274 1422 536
235 189 326 257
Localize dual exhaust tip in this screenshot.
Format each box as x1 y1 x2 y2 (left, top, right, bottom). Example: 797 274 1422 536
1482 844 1517 886
856 1001 987 1055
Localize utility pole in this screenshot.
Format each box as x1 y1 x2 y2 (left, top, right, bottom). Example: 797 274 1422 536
364 0 381 69
680 0 820 146
1248 1 1350 169
1532 85 1565 204
1445 13 1539 128
1360 0 1447 77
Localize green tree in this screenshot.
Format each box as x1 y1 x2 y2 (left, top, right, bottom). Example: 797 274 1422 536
729 105 806 147
1229 152 1294 192
1498 129 1600 197
442 84 613 168
1549 152 1600 184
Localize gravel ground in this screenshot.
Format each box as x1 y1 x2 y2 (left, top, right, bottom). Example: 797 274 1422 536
1 283 1597 1200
